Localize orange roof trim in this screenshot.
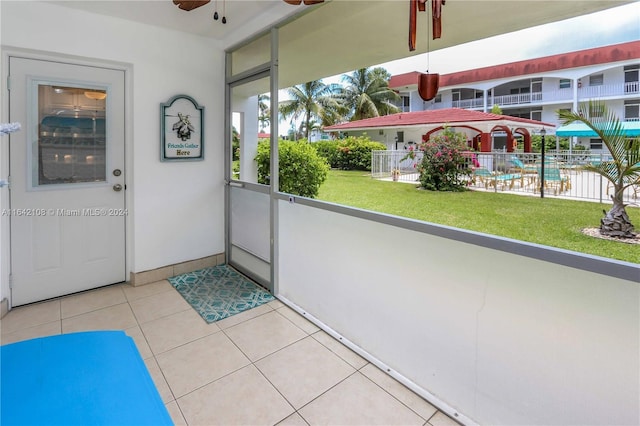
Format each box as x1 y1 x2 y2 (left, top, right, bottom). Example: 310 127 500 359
389 41 640 88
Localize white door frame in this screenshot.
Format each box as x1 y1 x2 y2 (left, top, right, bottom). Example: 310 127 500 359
0 48 134 310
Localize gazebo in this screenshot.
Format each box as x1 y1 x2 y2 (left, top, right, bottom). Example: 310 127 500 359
323 108 554 153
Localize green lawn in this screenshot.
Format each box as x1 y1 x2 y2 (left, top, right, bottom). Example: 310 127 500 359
316 170 640 264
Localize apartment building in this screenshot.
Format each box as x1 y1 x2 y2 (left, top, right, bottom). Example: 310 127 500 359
389 41 640 151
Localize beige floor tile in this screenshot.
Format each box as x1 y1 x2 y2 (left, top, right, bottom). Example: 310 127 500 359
156 332 250 398
276 305 320 334
165 401 187 426
122 280 174 302
298 372 426 425
144 356 175 404
129 289 191 324
428 411 461 426
1 300 60 334
177 365 294 426
60 285 126 318
125 325 153 360
141 308 220 355
61 303 137 333
256 336 355 409
224 310 307 361
0 321 61 345
311 330 368 370
276 412 309 426
361 363 438 421
215 303 273 330
267 298 285 309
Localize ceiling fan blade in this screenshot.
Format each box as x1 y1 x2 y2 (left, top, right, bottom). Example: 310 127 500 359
283 0 324 5
173 0 211 11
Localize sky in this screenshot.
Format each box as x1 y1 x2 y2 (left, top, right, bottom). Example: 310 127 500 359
328 2 640 81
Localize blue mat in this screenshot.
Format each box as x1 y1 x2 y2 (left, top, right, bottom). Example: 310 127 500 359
168 264 275 323
0 331 173 426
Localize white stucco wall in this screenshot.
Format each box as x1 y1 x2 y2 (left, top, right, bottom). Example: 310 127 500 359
0 1 225 303
278 200 640 425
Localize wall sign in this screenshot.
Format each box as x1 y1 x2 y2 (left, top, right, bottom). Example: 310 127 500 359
161 94 204 161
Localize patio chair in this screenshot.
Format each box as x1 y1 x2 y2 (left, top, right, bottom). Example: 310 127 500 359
510 156 537 174
494 172 523 191
472 167 495 189
472 167 522 191
510 156 537 187
534 160 571 195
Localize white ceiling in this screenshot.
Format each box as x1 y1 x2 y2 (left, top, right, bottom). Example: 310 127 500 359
52 1 295 39
52 0 635 87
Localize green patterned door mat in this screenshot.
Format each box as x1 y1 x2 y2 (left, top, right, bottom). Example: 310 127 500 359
168 264 274 323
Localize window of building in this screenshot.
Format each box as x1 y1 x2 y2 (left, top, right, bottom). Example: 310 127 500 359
559 79 571 89
531 79 542 93
531 110 542 121
624 65 639 94
624 100 640 121
434 94 442 103
590 139 603 150
624 64 639 80
403 96 410 108
589 74 604 86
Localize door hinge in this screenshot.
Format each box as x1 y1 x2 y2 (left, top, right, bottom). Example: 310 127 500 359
6 75 10 91
9 274 13 290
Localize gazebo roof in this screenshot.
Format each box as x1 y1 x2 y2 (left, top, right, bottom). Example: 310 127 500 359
323 108 554 134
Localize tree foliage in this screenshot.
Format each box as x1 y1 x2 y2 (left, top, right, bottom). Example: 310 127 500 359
313 136 386 171
341 67 400 121
278 81 344 140
255 139 329 198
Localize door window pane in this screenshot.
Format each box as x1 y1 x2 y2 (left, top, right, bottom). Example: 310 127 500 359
35 85 107 186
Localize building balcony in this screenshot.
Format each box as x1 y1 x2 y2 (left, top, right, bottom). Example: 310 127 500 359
578 81 640 99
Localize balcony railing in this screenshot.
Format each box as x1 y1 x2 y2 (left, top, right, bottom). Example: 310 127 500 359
490 92 543 106
451 98 484 109
432 81 640 111
579 81 640 99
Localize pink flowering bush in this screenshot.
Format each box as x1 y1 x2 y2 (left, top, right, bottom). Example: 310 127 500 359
417 127 472 191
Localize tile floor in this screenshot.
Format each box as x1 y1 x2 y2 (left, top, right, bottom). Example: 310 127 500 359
1 281 461 426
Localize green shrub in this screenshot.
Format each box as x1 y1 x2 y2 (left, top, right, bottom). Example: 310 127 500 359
312 136 386 171
417 127 472 191
255 140 329 198
313 140 341 167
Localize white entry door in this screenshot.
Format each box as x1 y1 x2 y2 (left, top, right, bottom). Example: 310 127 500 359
9 57 126 306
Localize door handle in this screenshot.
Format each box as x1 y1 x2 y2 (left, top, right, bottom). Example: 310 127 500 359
113 184 123 192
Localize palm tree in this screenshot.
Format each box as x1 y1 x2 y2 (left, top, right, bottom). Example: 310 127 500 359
258 94 270 132
558 101 640 238
279 80 343 140
341 67 400 121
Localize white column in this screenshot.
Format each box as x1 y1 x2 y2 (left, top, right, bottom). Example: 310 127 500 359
234 95 259 184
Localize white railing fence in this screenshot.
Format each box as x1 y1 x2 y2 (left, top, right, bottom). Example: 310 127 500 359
372 150 639 204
